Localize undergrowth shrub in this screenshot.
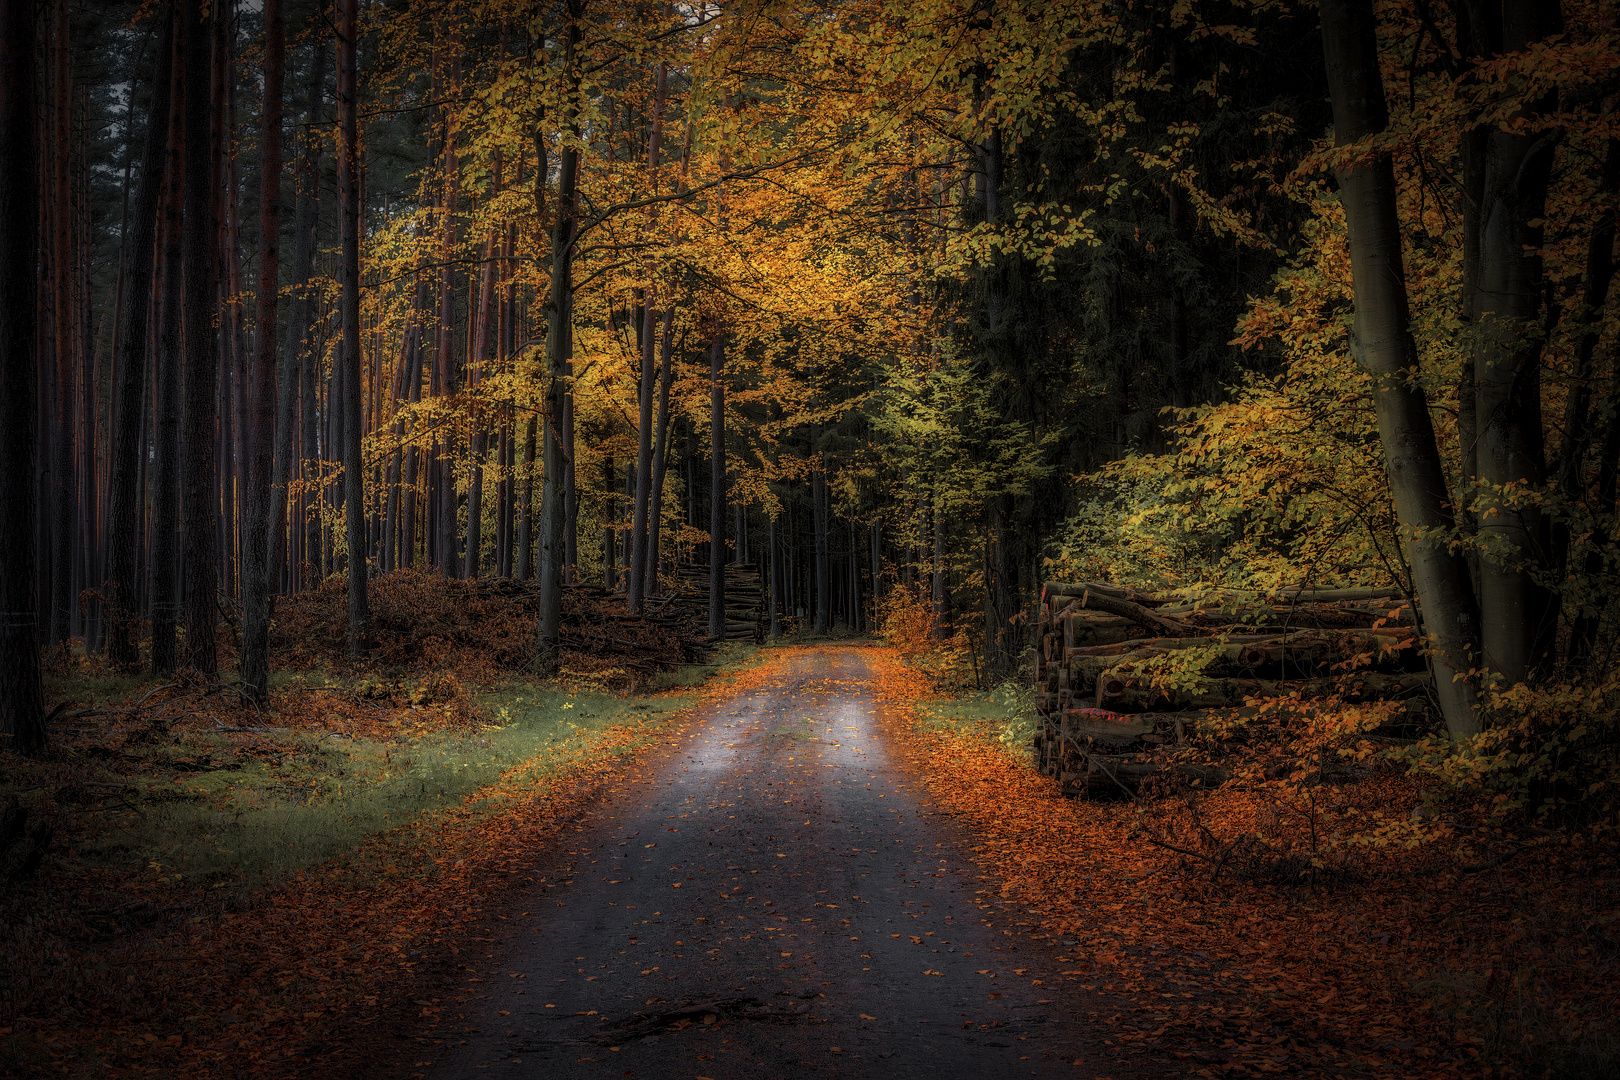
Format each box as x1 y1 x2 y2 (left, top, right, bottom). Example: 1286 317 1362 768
1396 676 1620 833
1137 693 1399 889
874 586 979 687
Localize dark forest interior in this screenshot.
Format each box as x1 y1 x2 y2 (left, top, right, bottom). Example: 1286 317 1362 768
0 0 1618 1077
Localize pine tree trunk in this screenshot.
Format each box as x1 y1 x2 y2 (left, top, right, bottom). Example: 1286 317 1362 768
240 0 283 701
0 0 45 752
150 81 185 676
47 0 73 651
1319 0 1480 737
337 0 368 656
178 0 220 676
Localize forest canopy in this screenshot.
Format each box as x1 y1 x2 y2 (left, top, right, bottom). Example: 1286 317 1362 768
1 0 1618 794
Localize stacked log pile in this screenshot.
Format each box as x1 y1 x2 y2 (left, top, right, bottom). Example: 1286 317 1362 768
659 562 767 643
1033 581 1432 797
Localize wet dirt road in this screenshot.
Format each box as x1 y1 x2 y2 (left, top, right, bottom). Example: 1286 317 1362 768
422 647 1129 1080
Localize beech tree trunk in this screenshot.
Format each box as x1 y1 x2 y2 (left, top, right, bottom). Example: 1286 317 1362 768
0 0 45 752
516 415 536 580
464 233 497 578
1469 1 1560 684
768 511 780 638
709 333 726 640
1320 0 1480 738
535 4 581 673
644 309 675 599
337 0 368 656
240 0 283 701
813 452 829 634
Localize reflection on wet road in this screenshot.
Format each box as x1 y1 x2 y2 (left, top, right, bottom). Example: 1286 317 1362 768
424 647 1115 1079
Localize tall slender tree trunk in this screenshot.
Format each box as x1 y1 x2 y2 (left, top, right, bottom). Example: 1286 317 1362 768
628 298 657 612
464 233 497 578
562 380 576 583
0 0 45 751
150 77 185 676
105 10 174 666
290 29 325 591
1469 1 1560 684
434 35 461 576
644 310 675 599
516 414 536 580
768 511 780 638
241 0 284 701
627 62 669 613
599 456 615 587
813 454 829 635
337 0 368 656
216 11 243 612
1566 138 1620 661
47 0 73 651
1319 0 1480 737
708 334 727 640
178 0 221 676
535 3 581 673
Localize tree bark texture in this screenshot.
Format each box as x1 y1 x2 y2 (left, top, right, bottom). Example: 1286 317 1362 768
535 4 581 673
0 0 46 752
1469 0 1560 684
1320 0 1480 737
337 0 369 656
240 0 283 701
105 6 174 668
709 333 727 639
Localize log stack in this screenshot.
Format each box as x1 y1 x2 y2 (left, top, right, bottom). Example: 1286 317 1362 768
1032 581 1432 796
658 562 767 643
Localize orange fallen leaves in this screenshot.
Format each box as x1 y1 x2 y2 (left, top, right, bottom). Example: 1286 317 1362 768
868 647 1620 1078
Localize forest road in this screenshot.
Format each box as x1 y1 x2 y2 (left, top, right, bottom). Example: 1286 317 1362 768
420 646 1141 1080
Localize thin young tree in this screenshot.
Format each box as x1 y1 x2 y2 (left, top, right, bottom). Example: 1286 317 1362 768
337 0 369 655
535 2 583 673
708 329 726 640
279 18 326 593
0 0 46 753
179 0 220 676
241 0 284 701
105 7 174 668
150 74 183 675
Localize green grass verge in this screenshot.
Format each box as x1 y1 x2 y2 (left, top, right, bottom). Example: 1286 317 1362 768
909 679 1037 759
67 685 690 890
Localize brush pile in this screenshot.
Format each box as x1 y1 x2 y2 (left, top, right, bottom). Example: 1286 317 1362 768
1032 581 1434 796
270 569 712 677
